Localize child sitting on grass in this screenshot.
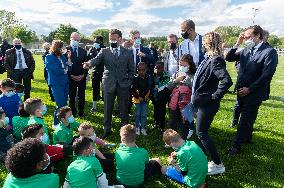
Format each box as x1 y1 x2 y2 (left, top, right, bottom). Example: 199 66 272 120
53 106 80 145
0 107 13 161
24 98 50 144
22 123 65 164
77 122 115 173
64 137 124 188
3 138 59 188
0 78 20 127
12 103 30 142
161 129 208 188
115 124 161 187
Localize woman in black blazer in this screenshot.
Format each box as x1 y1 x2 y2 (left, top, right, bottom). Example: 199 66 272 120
191 32 232 175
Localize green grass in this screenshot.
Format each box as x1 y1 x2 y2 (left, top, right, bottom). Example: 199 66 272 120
0 55 284 188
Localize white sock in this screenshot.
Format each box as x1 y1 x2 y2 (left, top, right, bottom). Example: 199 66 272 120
93 101 97 108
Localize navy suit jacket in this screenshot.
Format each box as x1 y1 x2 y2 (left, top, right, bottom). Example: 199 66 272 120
192 56 232 107
66 46 88 77
225 43 278 103
131 45 154 73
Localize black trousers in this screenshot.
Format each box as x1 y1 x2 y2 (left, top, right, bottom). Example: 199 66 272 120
103 84 129 133
10 69 31 100
196 99 222 164
92 71 103 101
69 78 86 116
232 97 261 149
97 152 114 174
152 100 167 129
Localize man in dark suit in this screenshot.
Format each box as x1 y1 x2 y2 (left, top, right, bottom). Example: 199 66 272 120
67 32 88 117
4 38 35 100
226 25 278 156
0 39 13 57
83 29 134 138
87 35 106 112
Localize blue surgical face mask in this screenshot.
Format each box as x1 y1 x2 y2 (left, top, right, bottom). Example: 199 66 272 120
67 115 75 123
5 91 15 97
17 92 24 98
94 43 100 49
40 133 49 144
179 65 189 73
41 105 47 115
3 117 9 126
70 40 79 47
134 38 141 46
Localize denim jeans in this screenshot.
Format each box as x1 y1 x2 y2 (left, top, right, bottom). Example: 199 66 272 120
134 101 148 129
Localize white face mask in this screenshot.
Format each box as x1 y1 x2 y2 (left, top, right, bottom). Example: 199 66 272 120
179 65 189 73
244 39 256 49
89 133 96 142
40 133 49 144
71 40 79 47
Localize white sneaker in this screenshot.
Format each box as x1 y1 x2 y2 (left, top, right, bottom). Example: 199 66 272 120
208 161 215 168
136 128 140 135
141 128 147 135
187 130 194 139
52 124 59 129
207 162 225 175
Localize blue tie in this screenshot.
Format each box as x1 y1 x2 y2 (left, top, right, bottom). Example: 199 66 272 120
73 48 77 58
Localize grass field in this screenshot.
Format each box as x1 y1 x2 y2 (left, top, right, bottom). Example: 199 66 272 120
0 55 283 188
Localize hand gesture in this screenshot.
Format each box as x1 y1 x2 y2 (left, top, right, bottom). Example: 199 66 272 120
67 50 72 59
137 51 146 57
83 62 90 69
236 32 245 47
237 87 250 97
174 75 185 83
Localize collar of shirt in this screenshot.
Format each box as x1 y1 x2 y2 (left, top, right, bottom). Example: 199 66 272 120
111 46 121 53
16 49 23 53
254 41 263 51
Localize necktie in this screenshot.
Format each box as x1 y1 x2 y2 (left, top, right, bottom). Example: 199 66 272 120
73 48 78 58
250 47 255 56
114 48 119 59
17 51 23 70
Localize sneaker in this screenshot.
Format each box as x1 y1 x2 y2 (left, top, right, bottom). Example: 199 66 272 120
141 128 147 135
90 107 97 112
136 128 140 135
164 144 171 148
52 124 59 129
208 161 215 168
187 130 194 139
207 162 225 175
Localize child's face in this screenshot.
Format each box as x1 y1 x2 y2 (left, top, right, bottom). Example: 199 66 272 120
82 144 94 156
179 60 189 67
35 128 45 140
137 66 146 77
1 86 14 94
34 103 44 117
64 111 73 121
80 127 94 137
155 65 164 75
1 113 6 120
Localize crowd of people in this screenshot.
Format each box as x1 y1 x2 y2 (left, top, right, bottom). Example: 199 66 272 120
0 18 279 188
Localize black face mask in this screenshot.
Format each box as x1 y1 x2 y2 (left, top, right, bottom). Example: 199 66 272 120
110 42 118 48
170 43 177 50
181 31 189 39
14 45 22 50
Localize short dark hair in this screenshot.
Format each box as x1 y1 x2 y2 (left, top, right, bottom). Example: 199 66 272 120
18 103 30 117
180 54 196 74
137 62 147 70
5 138 46 178
245 25 264 40
167 34 178 42
183 19 195 31
109 29 122 38
21 124 43 139
1 78 15 88
15 83 24 93
155 61 164 68
56 106 72 120
72 137 92 156
95 35 103 43
24 98 42 115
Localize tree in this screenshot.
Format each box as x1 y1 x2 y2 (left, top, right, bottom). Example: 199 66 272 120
91 29 109 45
267 34 281 48
51 24 78 44
0 9 20 39
214 26 243 47
10 25 38 44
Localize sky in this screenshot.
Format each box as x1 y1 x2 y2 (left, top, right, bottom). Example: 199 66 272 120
1 0 283 38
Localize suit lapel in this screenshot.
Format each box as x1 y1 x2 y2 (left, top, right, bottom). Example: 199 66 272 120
251 43 265 61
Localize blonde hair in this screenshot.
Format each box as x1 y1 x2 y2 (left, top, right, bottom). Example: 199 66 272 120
120 124 136 144
203 32 223 57
130 30 140 37
163 129 182 146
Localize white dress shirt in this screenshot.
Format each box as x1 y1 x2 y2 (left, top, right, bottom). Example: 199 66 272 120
15 49 28 69
110 46 121 56
132 46 141 70
180 34 200 65
167 49 179 76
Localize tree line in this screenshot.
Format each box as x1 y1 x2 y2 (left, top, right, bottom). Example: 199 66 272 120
1 9 284 49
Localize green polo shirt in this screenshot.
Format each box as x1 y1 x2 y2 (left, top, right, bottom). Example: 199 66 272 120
115 144 149 186
3 172 59 188
12 116 30 142
176 141 208 188
53 121 80 145
27 116 50 144
66 156 103 188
